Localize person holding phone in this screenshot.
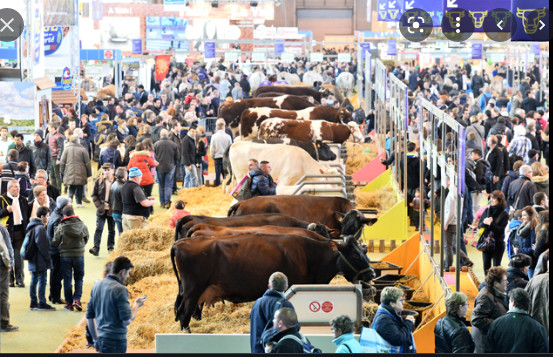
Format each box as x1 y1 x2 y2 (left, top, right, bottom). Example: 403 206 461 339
86 256 146 353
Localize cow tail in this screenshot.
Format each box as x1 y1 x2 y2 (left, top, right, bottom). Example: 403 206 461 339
171 245 182 320
227 202 240 217
223 146 233 185
174 215 191 241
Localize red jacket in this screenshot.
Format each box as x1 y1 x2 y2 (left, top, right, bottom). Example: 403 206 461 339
127 150 155 186
169 209 190 229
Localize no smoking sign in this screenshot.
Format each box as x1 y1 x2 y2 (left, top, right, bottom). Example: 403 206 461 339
308 301 333 313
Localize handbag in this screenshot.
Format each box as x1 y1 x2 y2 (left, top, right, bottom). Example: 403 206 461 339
359 327 401 353
476 229 495 252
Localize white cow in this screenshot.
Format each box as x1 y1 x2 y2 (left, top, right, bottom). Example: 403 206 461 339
302 71 323 86
248 71 266 93
278 72 301 85
336 72 355 97
228 141 338 187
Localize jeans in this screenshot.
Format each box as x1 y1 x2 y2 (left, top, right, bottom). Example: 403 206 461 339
482 243 505 275
98 338 127 353
51 161 62 190
183 165 198 188
214 158 223 186
93 213 115 251
49 252 63 302
30 271 48 305
173 162 184 191
68 185 84 205
1 263 10 327
61 256 84 303
157 168 175 206
9 229 24 284
112 213 123 236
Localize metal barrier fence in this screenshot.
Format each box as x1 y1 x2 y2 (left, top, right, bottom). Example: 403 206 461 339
373 59 387 151
418 97 466 291
199 117 218 135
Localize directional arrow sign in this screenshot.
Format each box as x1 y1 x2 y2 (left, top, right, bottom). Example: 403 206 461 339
497 20 503 30
405 0 443 26
446 0 457 7
539 20 545 30
388 0 396 8
405 0 415 9
379 3 386 9
377 0 388 20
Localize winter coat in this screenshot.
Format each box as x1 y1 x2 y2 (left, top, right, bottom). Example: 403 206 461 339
29 140 51 171
484 146 505 177
52 216 89 257
154 137 179 173
195 138 207 165
485 310 549 353
46 197 71 255
92 176 114 216
250 289 296 353
506 267 529 299
109 178 125 215
532 174 549 195
371 304 416 353
14 144 36 177
250 168 276 197
127 150 155 187
434 314 474 353
501 170 519 198
60 141 92 185
268 327 304 354
0 193 30 231
99 146 123 169
332 333 364 353
478 205 509 246
507 176 538 210
181 135 196 167
26 218 52 272
514 223 536 267
470 284 508 353
525 272 549 335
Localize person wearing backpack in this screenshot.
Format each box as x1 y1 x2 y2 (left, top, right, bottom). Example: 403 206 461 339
25 206 55 311
330 315 364 353
267 308 306 353
250 272 297 353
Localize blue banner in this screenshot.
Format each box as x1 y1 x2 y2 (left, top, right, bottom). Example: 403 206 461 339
458 126 466 196
387 40 397 56
274 42 284 56
471 43 482 59
442 0 510 32
377 0 403 21
403 0 443 26
204 41 215 59
531 43 541 56
132 39 142 55
511 0 549 41
360 42 371 60
44 27 63 56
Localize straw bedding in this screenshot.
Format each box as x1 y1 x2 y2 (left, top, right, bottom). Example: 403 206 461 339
355 186 398 213
106 250 172 285
114 228 174 253
345 142 378 175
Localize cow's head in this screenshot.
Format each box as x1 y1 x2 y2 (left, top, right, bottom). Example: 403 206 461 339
340 209 379 238
315 140 337 161
346 122 364 143
516 7 546 35
306 222 331 239
338 108 354 123
337 236 376 282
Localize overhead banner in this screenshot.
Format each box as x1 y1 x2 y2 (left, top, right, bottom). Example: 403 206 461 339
132 39 142 55
281 52 294 62
531 43 541 56
403 0 443 26
442 0 510 32
310 52 323 62
155 55 171 82
471 43 482 59
387 40 397 56
224 51 239 62
359 42 371 60
377 0 403 21
252 51 266 62
44 0 76 26
274 42 285 56
338 53 352 62
510 0 549 41
204 41 215 59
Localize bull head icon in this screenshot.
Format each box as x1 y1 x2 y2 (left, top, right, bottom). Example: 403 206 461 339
445 10 465 28
379 10 387 19
388 9 400 20
469 11 488 29
491 10 512 24
516 7 546 35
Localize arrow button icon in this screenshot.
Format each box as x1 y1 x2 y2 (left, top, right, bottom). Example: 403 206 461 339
497 20 503 30
539 20 545 31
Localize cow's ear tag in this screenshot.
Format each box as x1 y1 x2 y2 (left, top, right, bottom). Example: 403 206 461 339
330 241 338 251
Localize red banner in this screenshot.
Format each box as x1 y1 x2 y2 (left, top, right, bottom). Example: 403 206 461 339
155 55 171 82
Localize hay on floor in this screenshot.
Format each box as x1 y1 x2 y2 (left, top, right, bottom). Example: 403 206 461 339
114 227 174 253
106 250 172 285
345 142 378 175
57 325 90 353
355 186 398 213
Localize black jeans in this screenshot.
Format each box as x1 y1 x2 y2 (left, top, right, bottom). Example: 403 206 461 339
69 185 84 204
482 243 505 275
93 213 115 251
49 252 63 302
9 229 24 284
214 158 223 186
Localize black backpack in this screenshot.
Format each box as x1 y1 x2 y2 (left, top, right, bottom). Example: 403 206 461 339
238 176 253 201
21 231 37 261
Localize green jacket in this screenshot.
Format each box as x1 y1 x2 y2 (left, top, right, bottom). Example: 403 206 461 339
52 216 89 257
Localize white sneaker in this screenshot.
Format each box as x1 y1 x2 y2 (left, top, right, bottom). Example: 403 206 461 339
76 204 84 208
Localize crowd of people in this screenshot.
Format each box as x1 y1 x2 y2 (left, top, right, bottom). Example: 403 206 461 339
0 51 548 354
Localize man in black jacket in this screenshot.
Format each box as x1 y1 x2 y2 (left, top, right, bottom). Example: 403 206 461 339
181 126 198 189
520 91 542 113
484 135 505 191
485 288 548 353
434 292 474 353
89 163 115 256
29 129 50 173
13 133 36 177
267 308 304 353
507 165 538 210
239 74 251 98
154 129 179 208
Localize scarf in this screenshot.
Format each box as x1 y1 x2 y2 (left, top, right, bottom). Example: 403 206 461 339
7 192 22 225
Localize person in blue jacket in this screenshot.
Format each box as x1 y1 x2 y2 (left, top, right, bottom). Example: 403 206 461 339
371 286 417 353
250 161 278 197
330 315 363 353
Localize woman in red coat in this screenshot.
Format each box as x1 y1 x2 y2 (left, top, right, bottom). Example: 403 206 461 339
127 142 157 197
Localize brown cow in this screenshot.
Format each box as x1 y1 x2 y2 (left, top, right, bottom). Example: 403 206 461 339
254 85 323 103
171 234 375 331
255 92 320 105
258 118 364 143
238 106 354 140
188 224 330 241
218 95 315 135
228 195 354 230
174 213 337 240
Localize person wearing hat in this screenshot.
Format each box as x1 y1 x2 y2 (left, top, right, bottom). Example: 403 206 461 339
89 163 116 256
121 167 155 231
29 129 51 173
